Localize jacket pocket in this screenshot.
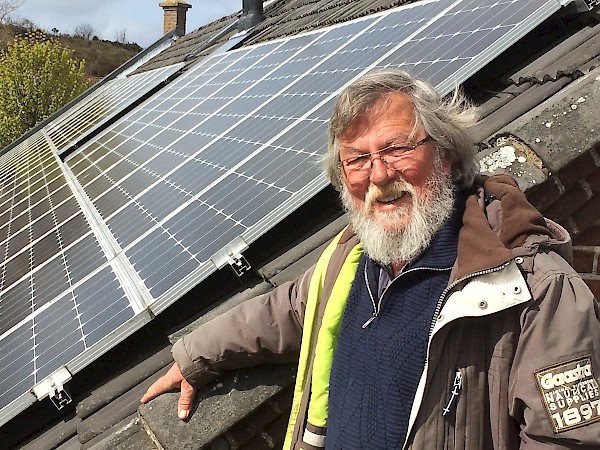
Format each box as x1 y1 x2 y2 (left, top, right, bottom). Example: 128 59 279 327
444 365 487 450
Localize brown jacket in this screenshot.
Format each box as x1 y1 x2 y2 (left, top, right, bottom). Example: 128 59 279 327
173 174 600 449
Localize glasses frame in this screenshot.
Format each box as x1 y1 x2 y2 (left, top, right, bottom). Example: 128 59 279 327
339 135 433 179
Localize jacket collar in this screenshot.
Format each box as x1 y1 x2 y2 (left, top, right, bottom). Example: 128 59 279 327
453 174 557 280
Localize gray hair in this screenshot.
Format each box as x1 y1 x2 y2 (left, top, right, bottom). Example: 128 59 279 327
323 69 479 191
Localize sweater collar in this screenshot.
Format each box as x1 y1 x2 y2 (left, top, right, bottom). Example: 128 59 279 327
410 186 464 271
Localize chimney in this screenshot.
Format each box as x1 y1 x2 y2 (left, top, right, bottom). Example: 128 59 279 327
238 0 264 32
159 0 192 36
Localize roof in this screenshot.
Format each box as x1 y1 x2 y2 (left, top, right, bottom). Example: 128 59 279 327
134 1 414 72
4 1 600 449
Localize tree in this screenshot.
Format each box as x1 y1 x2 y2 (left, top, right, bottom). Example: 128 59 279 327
0 0 24 25
0 31 89 148
73 23 96 40
114 28 127 44
12 16 35 30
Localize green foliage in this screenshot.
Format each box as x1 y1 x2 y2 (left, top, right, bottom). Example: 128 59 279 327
0 31 89 148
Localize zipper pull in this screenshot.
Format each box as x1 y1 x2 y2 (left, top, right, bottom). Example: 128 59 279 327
442 370 462 416
362 313 377 328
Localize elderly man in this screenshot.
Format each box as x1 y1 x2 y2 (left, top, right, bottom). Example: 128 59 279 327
142 70 600 449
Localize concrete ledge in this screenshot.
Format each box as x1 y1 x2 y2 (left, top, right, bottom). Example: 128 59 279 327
77 346 174 419
478 135 548 191
501 67 600 173
85 415 157 450
139 364 296 449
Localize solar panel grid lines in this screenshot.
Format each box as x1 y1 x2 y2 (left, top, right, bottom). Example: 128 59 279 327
0 210 93 339
45 82 128 151
136 47 275 118
95 39 312 157
0 134 141 425
62 48 267 193
57 145 155 315
0 142 63 282
0 157 64 240
0 260 137 407
376 0 563 93
45 84 113 146
65 38 332 262
0 262 139 423
44 64 184 153
75 20 380 214
432 0 563 92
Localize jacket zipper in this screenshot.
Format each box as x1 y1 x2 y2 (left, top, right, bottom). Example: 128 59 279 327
361 262 454 329
442 369 462 416
427 260 512 341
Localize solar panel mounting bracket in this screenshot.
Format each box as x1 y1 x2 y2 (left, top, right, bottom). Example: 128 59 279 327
210 237 251 277
561 0 597 11
32 367 73 410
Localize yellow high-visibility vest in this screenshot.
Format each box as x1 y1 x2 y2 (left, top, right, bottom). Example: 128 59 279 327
284 228 362 449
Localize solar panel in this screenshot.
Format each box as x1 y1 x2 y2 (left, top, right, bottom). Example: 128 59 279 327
0 0 571 426
44 64 183 153
65 0 564 314
375 0 562 93
0 133 146 424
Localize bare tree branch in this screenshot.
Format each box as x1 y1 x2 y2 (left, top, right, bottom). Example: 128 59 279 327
114 28 127 44
73 23 96 40
0 0 25 25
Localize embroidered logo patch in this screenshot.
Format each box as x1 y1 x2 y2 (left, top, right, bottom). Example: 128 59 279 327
534 356 600 433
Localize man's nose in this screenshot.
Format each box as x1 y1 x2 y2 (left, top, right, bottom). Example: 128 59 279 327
369 156 397 185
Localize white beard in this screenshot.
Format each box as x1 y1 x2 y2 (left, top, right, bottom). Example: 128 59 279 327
341 162 455 266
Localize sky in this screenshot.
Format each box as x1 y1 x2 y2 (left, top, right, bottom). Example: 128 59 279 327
14 0 242 48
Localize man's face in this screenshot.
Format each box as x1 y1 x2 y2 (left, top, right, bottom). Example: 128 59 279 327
338 92 455 265
339 92 451 231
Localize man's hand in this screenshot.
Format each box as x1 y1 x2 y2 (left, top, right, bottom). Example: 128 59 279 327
140 363 197 420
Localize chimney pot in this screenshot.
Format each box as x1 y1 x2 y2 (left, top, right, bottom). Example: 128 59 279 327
238 0 264 32
160 0 192 36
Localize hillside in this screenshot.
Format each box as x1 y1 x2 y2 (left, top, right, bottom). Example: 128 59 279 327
0 23 142 79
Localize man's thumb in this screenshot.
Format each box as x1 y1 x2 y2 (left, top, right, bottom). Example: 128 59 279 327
177 378 197 420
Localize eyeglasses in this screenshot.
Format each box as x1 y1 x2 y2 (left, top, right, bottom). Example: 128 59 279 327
339 135 433 181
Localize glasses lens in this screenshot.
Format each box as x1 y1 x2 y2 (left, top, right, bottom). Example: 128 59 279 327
342 164 370 182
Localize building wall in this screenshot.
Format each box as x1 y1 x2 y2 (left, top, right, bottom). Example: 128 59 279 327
527 146 600 299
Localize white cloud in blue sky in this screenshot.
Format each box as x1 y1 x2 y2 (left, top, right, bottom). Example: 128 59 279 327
15 0 242 47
